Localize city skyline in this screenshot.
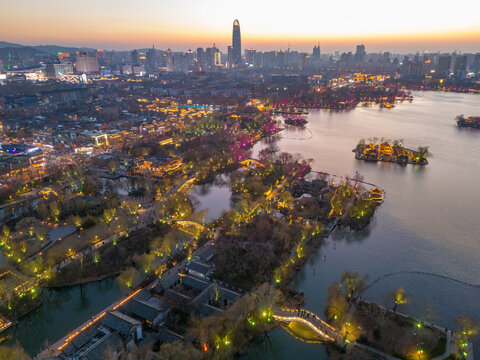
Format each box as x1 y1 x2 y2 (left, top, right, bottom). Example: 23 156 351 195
1 0 479 53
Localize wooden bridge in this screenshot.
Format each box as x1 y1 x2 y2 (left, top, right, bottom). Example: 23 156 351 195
273 308 343 344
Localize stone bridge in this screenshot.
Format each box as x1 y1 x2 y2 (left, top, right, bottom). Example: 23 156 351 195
273 308 343 344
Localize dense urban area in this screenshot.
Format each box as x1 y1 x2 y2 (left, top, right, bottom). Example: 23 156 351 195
0 18 478 360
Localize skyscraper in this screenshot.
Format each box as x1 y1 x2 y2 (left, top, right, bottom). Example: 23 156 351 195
312 45 320 60
232 19 241 67
146 46 156 74
354 44 366 64
166 49 174 72
436 54 451 77
196 47 205 70
131 50 139 66
473 53 480 73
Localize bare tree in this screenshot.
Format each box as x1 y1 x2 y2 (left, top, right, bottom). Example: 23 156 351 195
340 271 369 302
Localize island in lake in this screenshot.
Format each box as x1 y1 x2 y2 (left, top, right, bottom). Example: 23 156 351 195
354 139 429 165
284 114 308 127
456 115 480 129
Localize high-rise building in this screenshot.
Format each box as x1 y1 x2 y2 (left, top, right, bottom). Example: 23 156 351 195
454 55 467 72
166 49 174 72
340 52 353 65
383 52 391 64
311 45 321 67
312 45 320 60
146 46 156 73
214 50 222 67
205 47 213 69
227 46 233 68
454 55 468 80
196 48 205 69
75 52 99 74
232 19 241 67
473 53 480 73
131 50 139 66
245 49 256 66
355 44 366 64
436 55 451 77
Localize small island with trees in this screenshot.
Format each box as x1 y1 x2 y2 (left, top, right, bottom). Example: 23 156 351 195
284 115 308 127
456 115 480 129
354 139 429 165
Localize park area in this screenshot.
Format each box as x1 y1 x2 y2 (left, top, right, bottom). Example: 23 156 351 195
352 300 447 359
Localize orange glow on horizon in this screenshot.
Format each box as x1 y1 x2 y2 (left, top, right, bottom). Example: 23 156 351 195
4 28 480 53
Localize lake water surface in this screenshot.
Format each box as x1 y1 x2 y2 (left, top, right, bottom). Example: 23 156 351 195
246 91 480 359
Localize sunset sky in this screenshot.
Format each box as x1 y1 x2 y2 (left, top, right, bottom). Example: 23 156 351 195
2 0 480 53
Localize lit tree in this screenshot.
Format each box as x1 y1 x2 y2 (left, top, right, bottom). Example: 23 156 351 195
455 316 479 359
122 200 140 216
0 225 10 246
33 225 48 245
278 191 293 209
103 208 116 228
417 146 431 161
388 287 409 313
116 267 139 292
327 295 349 325
134 253 155 274
107 160 120 173
253 283 283 320
70 215 82 233
49 201 61 222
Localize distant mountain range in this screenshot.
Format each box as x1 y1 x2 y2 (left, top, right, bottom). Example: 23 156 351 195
0 41 96 55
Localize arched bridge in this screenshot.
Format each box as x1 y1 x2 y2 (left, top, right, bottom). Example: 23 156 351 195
273 308 343 344
173 220 205 236
240 159 264 170
176 177 197 194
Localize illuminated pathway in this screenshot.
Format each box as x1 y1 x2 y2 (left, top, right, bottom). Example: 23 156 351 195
177 105 233 110
273 308 343 344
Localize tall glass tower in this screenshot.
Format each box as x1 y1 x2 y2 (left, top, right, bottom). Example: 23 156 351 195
232 19 241 67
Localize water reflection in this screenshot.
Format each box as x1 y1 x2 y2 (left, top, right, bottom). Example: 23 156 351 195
250 91 480 359
6 279 122 355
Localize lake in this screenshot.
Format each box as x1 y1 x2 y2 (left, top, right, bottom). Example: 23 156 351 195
246 91 480 359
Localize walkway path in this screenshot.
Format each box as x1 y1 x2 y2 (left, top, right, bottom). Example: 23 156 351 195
352 342 400 360
431 329 455 360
